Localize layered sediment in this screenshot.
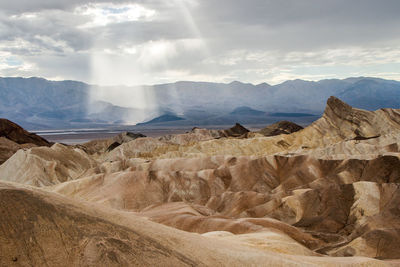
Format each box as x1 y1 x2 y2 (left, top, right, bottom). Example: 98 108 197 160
1 96 400 265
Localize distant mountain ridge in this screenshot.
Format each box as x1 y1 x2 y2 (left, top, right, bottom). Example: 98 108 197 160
139 114 184 125
230 106 265 116
0 76 399 129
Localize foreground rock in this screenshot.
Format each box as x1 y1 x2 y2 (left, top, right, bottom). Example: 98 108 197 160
0 143 96 186
49 153 400 259
2 181 388 266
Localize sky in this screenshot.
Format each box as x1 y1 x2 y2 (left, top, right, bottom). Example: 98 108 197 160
0 0 400 86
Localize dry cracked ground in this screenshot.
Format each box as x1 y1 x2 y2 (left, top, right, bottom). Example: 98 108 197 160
1 96 400 266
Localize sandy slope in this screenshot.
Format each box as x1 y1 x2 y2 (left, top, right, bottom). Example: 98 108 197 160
0 181 392 266
1 97 400 265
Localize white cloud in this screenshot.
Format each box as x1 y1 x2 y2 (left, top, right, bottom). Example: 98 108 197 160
0 0 400 85
0 51 37 75
75 3 156 28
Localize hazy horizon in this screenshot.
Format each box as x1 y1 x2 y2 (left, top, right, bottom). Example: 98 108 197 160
1 75 399 88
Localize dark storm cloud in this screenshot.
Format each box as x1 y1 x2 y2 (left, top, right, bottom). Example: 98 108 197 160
193 0 400 50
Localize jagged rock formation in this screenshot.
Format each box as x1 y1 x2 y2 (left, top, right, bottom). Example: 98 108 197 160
1 96 400 265
49 153 400 258
158 123 250 146
81 131 146 155
0 118 50 164
0 143 96 186
106 132 146 152
0 182 390 266
259 120 303 136
218 123 250 137
115 96 399 159
3 181 387 266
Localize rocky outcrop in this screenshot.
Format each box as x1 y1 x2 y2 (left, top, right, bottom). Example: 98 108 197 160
305 96 400 142
219 123 250 137
81 131 146 154
0 143 96 186
259 121 303 136
0 118 50 146
0 118 51 164
105 132 146 152
158 123 250 145
138 96 400 158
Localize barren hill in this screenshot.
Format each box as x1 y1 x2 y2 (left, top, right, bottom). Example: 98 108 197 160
1 96 400 265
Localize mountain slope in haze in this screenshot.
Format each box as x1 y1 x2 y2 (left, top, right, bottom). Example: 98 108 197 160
1 76 400 129
337 78 400 110
0 78 153 128
230 106 266 115
139 113 185 125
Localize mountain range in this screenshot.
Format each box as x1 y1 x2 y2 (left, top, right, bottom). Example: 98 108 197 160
1 76 400 129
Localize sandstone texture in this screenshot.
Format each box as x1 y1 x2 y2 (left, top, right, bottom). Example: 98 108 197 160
1 97 400 266
0 118 51 164
259 120 304 136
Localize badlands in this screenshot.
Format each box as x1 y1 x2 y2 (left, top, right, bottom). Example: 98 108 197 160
1 96 400 266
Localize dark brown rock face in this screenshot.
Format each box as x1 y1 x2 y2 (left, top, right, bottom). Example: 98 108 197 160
0 118 51 164
0 118 50 146
259 121 303 136
219 123 250 137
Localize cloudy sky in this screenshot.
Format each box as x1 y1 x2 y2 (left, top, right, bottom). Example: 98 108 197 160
0 0 400 85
